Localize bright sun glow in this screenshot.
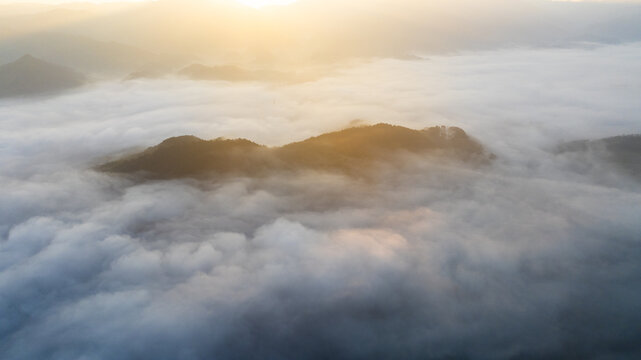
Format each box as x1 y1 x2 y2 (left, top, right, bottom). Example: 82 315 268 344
234 0 297 8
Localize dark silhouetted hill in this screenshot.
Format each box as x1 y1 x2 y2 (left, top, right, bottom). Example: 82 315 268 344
0 54 86 98
99 124 492 180
557 134 641 181
101 135 268 179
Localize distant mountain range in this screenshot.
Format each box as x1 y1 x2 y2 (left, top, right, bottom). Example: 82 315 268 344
0 54 86 98
99 124 492 180
37 0 641 65
0 32 172 76
558 134 641 181
179 64 308 83
3 0 640 72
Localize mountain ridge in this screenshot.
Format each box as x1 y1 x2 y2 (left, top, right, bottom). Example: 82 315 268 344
99 123 493 180
557 134 641 181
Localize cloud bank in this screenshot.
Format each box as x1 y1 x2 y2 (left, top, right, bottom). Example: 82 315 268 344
1 43 641 359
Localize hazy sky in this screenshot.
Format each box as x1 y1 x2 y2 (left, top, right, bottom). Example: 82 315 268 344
1 0 638 5
0 0 293 5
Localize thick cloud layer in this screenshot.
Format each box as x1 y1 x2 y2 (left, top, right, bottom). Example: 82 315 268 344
1 43 641 359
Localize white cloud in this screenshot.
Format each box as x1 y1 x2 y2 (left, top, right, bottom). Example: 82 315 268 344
1 43 641 359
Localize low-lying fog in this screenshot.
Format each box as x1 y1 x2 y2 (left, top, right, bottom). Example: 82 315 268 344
1 43 641 359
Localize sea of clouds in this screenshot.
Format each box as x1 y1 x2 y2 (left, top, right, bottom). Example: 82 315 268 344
1 43 641 359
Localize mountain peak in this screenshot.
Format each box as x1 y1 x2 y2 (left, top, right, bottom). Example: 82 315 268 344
0 55 86 98
158 135 204 147
13 54 44 66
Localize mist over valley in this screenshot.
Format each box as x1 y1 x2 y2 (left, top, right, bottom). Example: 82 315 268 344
1 1 641 359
